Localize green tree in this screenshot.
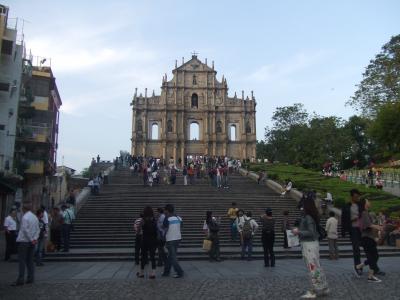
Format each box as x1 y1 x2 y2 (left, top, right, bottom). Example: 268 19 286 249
271 103 308 130
348 35 400 116
369 101 400 157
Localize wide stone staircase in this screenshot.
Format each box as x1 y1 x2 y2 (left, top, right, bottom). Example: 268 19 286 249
46 167 400 261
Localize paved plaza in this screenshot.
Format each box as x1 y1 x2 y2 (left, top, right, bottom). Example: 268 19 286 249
0 257 399 299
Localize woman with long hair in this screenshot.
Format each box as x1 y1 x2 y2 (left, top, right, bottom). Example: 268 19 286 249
293 194 329 298
137 206 158 279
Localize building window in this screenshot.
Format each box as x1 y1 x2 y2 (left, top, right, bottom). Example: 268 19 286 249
151 123 159 140
216 121 222 133
190 122 199 140
191 93 198 108
230 125 237 141
0 124 5 130
246 121 251 133
0 82 10 92
167 120 173 132
193 74 197 85
1 39 13 55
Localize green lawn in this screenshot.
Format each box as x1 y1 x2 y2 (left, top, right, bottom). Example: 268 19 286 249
247 163 400 215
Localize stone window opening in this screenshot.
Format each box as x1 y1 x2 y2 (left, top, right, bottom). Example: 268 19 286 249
167 120 173 133
151 123 159 140
193 74 197 85
191 93 198 108
190 122 199 140
216 121 222 133
229 125 237 141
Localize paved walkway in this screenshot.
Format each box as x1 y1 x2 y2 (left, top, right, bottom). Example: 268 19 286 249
1 257 399 299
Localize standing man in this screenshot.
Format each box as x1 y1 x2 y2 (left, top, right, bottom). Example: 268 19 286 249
239 211 259 261
12 202 39 286
61 205 75 252
326 211 339 260
4 209 17 261
260 208 275 267
162 204 184 278
341 189 362 275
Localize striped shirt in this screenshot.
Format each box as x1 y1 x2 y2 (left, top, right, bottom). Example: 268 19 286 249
164 216 182 242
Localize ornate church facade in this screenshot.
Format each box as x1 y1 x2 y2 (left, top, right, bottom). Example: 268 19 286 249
130 54 256 163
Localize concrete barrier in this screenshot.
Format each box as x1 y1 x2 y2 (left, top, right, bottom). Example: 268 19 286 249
238 167 342 216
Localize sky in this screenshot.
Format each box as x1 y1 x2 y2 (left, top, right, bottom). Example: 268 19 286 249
5 0 400 172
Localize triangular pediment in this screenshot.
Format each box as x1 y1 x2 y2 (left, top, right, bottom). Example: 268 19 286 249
175 55 215 72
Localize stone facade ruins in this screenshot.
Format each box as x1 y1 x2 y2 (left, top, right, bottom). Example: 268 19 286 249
130 54 256 163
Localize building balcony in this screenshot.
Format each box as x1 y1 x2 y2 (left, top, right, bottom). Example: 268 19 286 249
17 124 51 143
25 160 44 175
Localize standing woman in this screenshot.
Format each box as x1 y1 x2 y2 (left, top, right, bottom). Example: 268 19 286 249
4 209 17 261
292 196 329 298
355 198 384 282
137 206 158 279
203 211 221 262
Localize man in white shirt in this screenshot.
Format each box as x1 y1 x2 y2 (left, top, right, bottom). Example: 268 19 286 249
325 211 339 260
13 202 39 286
162 204 184 278
4 209 17 261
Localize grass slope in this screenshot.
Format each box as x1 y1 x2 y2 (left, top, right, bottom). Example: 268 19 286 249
248 163 400 214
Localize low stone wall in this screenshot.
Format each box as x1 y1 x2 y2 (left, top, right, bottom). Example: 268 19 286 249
238 167 342 216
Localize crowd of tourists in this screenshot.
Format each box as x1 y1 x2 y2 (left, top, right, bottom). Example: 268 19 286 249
118 154 242 188
4 194 76 286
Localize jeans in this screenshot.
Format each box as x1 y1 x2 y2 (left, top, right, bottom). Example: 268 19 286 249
230 219 238 240
262 232 275 266
35 238 45 265
164 240 183 276
241 238 253 259
62 224 72 251
216 175 221 187
361 237 380 274
157 239 167 266
328 238 339 258
17 242 35 283
350 227 362 266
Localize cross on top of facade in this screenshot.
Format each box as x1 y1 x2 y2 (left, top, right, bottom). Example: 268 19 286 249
191 50 198 57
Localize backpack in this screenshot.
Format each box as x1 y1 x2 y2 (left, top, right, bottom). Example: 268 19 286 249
242 219 253 240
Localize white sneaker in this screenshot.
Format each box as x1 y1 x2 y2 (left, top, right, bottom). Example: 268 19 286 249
368 276 382 283
300 291 317 299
